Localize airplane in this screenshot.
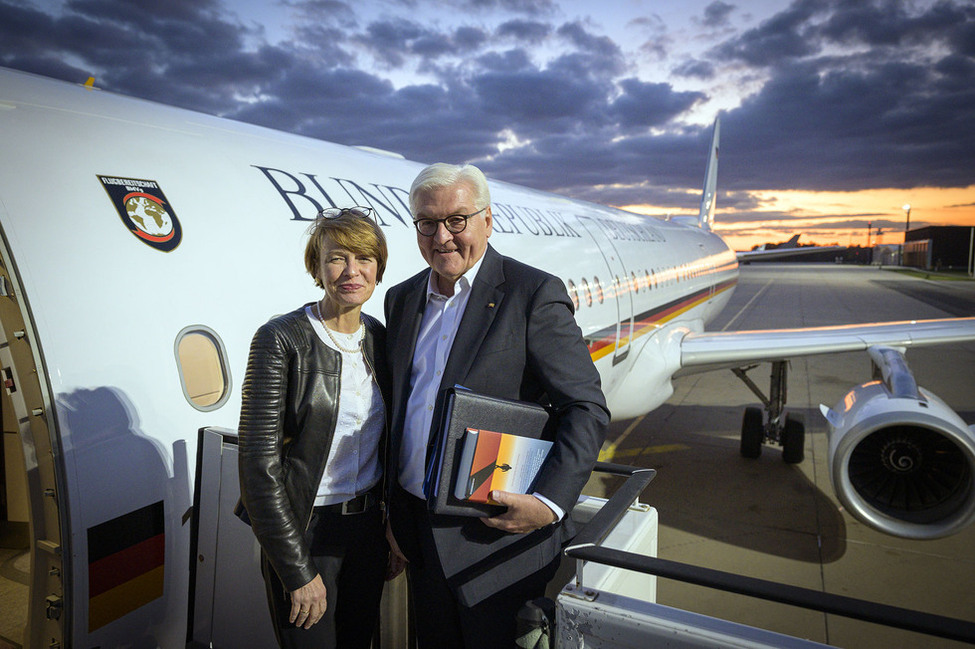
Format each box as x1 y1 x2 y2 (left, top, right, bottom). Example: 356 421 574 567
0 66 974 648
737 233 846 262
752 233 803 251
774 233 802 248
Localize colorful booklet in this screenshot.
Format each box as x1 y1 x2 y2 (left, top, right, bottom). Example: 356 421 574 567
424 387 553 517
453 428 554 503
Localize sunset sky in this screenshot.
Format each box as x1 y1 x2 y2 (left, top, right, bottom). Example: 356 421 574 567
2 0 972 251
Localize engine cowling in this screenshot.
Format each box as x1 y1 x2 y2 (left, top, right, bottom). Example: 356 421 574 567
821 379 975 540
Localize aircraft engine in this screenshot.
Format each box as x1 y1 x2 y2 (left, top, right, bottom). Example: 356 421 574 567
820 347 975 540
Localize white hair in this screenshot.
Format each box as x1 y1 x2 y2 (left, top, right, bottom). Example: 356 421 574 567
409 163 491 215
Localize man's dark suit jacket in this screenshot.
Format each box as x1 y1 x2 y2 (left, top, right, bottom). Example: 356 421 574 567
384 244 609 606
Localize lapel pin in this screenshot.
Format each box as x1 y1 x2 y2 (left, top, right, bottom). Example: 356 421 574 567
487 302 495 308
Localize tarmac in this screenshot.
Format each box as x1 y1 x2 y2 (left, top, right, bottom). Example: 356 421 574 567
588 262 975 649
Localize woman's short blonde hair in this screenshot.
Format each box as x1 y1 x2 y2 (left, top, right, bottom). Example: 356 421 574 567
304 207 388 288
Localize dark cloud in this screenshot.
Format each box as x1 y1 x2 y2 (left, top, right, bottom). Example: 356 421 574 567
474 123 718 209
819 0 968 48
555 21 625 75
358 19 438 67
475 48 534 72
286 0 359 29
0 2 57 56
702 1 736 27
672 58 716 80
457 0 556 17
495 19 551 41
357 19 489 68
951 15 975 56
0 0 283 116
471 67 606 123
611 79 705 127
708 0 975 193
710 0 827 66
0 0 972 218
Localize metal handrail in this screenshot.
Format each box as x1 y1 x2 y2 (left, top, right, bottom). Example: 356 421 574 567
572 461 656 549
565 462 975 645
566 461 655 588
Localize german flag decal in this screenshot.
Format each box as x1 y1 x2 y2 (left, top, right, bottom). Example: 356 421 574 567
586 278 738 362
87 501 165 631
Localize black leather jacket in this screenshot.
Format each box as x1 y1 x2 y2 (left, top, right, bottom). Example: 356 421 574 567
237 304 389 591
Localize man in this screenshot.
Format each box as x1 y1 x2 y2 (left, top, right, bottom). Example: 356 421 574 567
384 162 609 648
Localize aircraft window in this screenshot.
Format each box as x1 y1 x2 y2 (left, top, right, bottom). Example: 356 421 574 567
631 271 639 293
580 278 593 307
614 276 621 297
593 276 604 304
645 270 652 289
175 326 231 411
567 279 579 310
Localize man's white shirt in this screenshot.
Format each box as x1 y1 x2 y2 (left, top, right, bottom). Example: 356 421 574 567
399 255 484 498
398 254 563 521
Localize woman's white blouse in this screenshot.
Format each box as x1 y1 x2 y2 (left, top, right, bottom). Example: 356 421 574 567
305 306 384 506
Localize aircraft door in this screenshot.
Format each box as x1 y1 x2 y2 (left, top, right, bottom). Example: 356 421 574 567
0 241 65 649
577 216 634 365
191 428 411 648
191 428 278 648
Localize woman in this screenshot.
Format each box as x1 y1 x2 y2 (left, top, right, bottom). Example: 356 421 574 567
238 207 390 649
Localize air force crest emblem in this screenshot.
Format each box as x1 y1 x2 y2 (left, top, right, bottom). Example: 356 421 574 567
99 175 182 252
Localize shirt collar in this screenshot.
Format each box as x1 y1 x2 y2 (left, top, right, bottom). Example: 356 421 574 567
425 250 487 300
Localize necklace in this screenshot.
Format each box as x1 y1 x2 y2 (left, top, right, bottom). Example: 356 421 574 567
315 303 363 354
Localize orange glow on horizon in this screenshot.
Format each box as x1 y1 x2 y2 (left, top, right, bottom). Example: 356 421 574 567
623 185 975 252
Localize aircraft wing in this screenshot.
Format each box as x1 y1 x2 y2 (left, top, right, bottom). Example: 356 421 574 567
677 315 975 541
678 317 975 372
736 245 846 262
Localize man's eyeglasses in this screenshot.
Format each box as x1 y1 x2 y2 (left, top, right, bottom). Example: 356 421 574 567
317 206 374 220
413 206 487 237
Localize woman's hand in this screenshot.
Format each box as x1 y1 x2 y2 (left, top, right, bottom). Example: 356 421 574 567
385 520 408 580
289 574 327 629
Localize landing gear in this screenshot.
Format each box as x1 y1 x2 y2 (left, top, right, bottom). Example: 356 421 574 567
733 361 805 464
740 407 763 458
782 413 805 464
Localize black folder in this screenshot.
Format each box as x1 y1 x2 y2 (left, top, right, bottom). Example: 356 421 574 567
423 387 553 517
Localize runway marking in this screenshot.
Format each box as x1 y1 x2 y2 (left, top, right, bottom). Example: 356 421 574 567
720 278 774 331
600 412 690 461
599 444 691 461
599 413 645 461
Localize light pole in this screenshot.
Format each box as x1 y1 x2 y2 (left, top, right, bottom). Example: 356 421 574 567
901 204 911 266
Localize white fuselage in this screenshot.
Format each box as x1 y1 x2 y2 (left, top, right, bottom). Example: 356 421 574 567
0 68 735 647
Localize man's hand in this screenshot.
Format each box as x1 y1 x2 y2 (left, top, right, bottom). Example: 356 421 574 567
480 491 557 533
289 574 326 629
386 520 409 581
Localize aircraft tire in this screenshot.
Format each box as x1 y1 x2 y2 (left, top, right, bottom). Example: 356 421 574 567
782 413 805 464
740 407 763 458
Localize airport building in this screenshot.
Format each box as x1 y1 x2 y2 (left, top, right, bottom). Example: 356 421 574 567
903 225 975 271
